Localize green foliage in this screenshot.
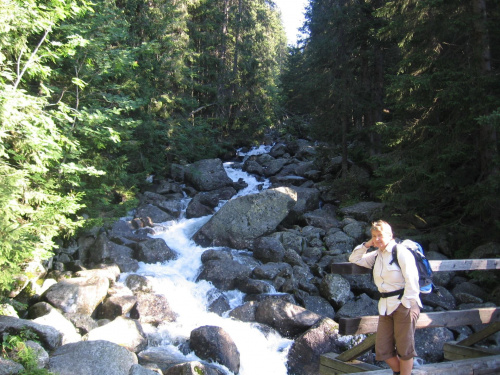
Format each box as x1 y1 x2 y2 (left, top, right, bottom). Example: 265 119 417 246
291 0 500 243
1 330 55 375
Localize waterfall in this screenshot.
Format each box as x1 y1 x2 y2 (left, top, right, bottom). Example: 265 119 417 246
119 145 293 374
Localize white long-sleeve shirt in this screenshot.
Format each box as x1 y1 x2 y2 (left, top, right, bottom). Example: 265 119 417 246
349 239 422 315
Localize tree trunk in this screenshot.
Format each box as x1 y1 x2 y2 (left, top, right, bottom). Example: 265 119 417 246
472 0 498 178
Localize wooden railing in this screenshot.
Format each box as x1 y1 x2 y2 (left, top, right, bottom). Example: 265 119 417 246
320 259 500 375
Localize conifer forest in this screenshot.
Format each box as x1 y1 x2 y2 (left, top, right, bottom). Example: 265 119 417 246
0 0 499 293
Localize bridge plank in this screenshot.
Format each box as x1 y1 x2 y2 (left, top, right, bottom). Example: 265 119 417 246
339 307 500 335
339 354 500 375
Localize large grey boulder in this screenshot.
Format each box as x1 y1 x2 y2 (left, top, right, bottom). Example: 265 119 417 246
0 357 24 375
29 302 81 345
89 232 139 272
134 238 177 264
283 187 321 225
415 327 454 363
324 230 355 254
196 258 252 291
254 299 322 338
192 187 298 249
49 340 138 375
184 159 234 192
135 203 175 223
0 316 62 350
189 325 240 374
42 275 109 316
163 361 226 375
86 317 147 353
286 318 344 375
319 273 351 309
253 236 286 263
335 293 378 320
339 201 385 222
129 292 177 325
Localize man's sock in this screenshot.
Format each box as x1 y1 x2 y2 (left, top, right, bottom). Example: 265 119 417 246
393 372 400 375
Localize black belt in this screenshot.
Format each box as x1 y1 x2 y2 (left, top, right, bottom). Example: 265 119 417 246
379 289 404 299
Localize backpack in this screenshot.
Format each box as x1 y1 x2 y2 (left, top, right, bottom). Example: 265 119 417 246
390 239 438 295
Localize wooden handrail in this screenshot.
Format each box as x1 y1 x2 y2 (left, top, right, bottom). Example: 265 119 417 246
331 259 500 275
339 307 500 335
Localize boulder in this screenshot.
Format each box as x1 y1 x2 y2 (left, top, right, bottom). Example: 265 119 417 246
86 317 147 353
126 274 154 294
286 318 344 375
129 293 177 325
89 232 139 272
49 340 138 375
415 327 454 363
29 302 81 344
196 259 252 290
0 357 24 375
253 236 286 263
95 294 138 320
42 275 109 316
0 316 62 350
184 159 234 192
135 203 175 223
134 238 177 264
163 361 226 375
254 299 322 338
339 202 385 222
192 187 298 249
189 325 240 374
319 273 351 309
335 293 378 320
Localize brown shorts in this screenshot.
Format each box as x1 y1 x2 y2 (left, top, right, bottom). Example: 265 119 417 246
375 301 420 361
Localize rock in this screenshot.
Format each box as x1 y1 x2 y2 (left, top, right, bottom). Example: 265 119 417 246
6 340 49 371
0 357 24 375
63 313 98 335
0 316 62 350
253 236 286 263
420 287 456 310
192 187 298 249
303 209 341 231
129 364 161 375
286 318 343 375
126 274 154 294
135 203 175 223
254 299 322 338
184 159 234 191
129 293 177 325
163 361 226 375
89 232 139 272
95 294 138 320
339 202 385 222
229 301 258 322
107 220 146 243
42 275 109 316
206 289 231 316
86 317 147 353
49 340 138 375
196 259 252 290
301 295 335 319
189 326 240 374
324 230 355 254
134 238 177 264
283 187 321 225
319 273 351 309
252 262 292 280
335 293 378 320
235 278 273 295
414 327 454 363
29 302 81 344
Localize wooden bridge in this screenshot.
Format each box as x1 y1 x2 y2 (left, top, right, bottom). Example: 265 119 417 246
320 259 500 374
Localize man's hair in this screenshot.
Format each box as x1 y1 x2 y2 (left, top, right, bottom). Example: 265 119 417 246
371 220 393 236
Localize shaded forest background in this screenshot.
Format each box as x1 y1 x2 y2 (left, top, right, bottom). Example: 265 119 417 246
0 0 499 293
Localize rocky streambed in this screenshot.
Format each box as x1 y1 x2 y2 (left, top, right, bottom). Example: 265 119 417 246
1 140 499 375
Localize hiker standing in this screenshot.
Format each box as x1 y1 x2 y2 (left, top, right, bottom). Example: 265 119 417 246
349 220 422 375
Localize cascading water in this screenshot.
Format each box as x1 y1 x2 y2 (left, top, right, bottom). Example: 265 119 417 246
119 145 293 374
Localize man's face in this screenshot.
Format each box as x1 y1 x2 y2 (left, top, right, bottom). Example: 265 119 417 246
371 229 392 250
